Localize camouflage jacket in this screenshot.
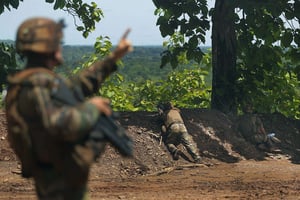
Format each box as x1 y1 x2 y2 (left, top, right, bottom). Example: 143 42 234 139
237 113 265 139
6 58 117 166
161 108 184 132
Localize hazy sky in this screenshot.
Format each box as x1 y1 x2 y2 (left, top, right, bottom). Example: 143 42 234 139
0 0 212 46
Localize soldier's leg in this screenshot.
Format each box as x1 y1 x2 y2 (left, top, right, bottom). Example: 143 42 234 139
254 134 267 144
64 148 91 200
34 166 89 200
165 130 181 160
265 136 281 152
253 134 270 151
180 127 201 162
166 143 181 160
34 167 66 200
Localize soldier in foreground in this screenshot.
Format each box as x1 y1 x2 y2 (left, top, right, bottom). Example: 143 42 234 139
157 102 201 163
5 17 132 200
236 103 281 152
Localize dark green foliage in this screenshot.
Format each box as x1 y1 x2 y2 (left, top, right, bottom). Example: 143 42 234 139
66 44 212 112
153 0 210 68
0 42 21 91
153 0 300 118
100 68 211 112
61 1 103 38
0 0 23 14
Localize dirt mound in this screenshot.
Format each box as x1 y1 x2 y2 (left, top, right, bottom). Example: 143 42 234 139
2 109 300 199
1 109 300 178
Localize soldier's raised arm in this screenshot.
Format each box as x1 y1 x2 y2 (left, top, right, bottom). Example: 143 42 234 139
109 28 133 62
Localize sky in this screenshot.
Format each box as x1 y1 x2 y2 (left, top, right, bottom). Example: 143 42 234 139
0 0 212 46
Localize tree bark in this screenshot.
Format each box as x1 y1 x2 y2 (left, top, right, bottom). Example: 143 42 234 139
211 0 237 115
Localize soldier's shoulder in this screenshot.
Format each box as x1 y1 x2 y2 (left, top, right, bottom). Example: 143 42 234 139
238 113 251 120
27 71 58 86
252 114 263 123
171 107 181 112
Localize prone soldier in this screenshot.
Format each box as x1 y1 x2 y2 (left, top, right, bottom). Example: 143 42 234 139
157 102 202 163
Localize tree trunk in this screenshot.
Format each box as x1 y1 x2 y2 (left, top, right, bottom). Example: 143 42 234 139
211 0 237 115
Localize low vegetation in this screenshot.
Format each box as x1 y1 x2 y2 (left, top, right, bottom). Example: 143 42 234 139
1 40 300 119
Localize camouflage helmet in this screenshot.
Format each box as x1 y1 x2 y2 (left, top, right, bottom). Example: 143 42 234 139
157 101 173 112
241 101 253 114
16 17 64 54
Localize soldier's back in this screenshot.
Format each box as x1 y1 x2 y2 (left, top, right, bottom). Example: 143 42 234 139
237 114 257 139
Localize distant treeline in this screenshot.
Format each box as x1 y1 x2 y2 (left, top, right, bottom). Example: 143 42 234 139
0 40 210 82
61 45 211 82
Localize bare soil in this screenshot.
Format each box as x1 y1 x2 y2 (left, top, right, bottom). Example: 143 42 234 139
1 109 300 200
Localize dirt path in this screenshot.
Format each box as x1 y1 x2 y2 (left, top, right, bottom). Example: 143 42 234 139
1 156 300 200
88 156 300 200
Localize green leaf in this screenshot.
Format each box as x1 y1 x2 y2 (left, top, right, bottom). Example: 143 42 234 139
76 26 84 31
10 0 19 8
294 34 300 46
156 16 168 26
160 52 170 68
159 25 169 37
188 36 198 49
53 0 65 10
281 31 293 48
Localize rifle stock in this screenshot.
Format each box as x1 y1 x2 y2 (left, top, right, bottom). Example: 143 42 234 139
90 113 133 157
51 78 133 158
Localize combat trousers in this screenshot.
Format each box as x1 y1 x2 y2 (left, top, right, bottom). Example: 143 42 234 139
165 123 200 160
252 134 268 144
33 166 89 200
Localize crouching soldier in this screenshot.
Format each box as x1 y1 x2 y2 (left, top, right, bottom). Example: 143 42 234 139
157 102 201 163
236 103 281 152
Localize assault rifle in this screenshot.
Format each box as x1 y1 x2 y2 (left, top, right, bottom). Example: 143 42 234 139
51 78 133 158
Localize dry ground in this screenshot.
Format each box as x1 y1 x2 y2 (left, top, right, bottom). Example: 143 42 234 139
1 109 300 200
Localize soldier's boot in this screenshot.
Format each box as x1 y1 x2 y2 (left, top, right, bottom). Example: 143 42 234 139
265 138 281 153
270 136 281 144
193 156 202 164
187 148 202 163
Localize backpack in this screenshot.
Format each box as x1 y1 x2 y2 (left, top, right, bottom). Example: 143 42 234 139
5 68 55 178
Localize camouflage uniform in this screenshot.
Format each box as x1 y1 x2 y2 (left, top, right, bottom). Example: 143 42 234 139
237 102 281 152
5 17 132 200
159 104 201 162
237 113 268 145
7 59 117 199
